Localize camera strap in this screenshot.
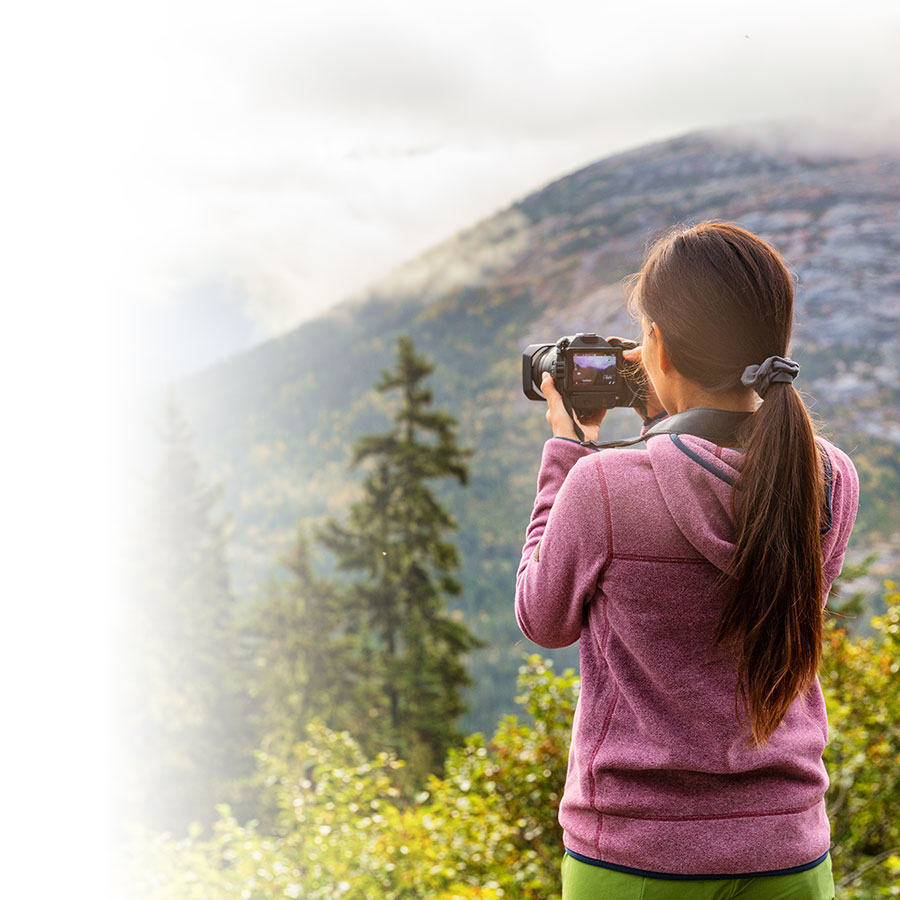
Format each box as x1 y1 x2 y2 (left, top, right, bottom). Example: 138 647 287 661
559 389 649 444
559 389 587 442
579 407 753 451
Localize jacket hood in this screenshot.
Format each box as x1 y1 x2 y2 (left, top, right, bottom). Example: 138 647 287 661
646 433 745 572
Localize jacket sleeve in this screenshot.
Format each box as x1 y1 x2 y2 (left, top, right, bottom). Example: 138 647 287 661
515 438 611 648
820 439 861 587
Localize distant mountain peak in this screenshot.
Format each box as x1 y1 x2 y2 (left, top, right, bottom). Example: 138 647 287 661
332 120 898 321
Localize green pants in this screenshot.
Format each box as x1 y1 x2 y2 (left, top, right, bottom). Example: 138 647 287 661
561 852 835 900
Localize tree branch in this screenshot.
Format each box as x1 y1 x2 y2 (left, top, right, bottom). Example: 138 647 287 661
836 846 900 889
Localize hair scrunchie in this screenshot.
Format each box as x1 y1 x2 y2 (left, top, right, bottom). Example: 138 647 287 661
741 355 800 399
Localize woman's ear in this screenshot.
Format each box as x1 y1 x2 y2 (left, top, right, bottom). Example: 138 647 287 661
650 323 673 375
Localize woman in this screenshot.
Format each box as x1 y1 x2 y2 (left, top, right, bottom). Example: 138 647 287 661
515 222 859 900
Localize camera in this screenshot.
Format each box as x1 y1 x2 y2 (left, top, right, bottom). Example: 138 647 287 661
522 333 643 420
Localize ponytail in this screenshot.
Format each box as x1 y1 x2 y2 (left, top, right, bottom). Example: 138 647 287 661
717 383 825 746
631 220 828 746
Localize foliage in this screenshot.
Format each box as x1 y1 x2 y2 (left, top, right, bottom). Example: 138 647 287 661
828 552 879 622
119 655 577 900
242 530 380 764
823 583 900 899
115 390 257 836
846 434 900 541
413 656 578 898
122 590 900 899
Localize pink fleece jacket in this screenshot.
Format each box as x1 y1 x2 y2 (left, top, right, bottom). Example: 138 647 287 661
515 431 859 876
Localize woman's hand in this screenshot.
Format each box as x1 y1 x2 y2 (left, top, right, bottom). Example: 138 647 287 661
621 345 666 421
541 372 605 441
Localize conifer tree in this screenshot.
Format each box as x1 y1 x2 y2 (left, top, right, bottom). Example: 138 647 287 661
317 335 484 782
116 391 254 835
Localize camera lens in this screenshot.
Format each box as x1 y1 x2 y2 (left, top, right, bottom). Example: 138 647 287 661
531 346 558 393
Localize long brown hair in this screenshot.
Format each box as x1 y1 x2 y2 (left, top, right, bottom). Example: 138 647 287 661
627 221 826 746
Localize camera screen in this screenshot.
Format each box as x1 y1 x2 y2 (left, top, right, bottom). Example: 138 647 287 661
572 352 617 387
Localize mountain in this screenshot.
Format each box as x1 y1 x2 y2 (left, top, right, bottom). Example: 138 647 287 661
173 125 900 734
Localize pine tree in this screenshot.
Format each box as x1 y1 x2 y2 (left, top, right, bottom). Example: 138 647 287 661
115 390 254 835
317 335 485 782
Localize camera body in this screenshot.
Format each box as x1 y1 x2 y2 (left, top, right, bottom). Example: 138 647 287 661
522 333 643 420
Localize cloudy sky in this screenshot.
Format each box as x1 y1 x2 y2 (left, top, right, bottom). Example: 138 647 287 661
89 0 899 392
